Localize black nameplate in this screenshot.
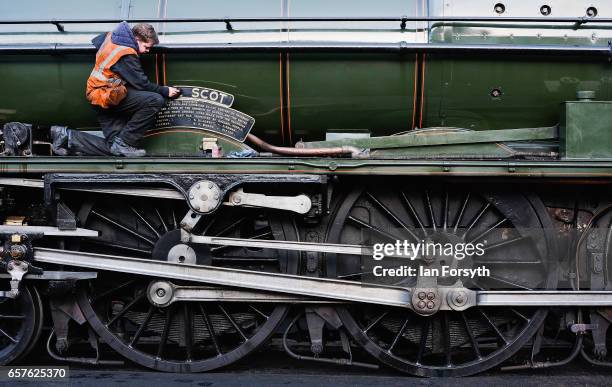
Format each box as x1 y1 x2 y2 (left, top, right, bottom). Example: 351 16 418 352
154 98 255 142
177 86 234 107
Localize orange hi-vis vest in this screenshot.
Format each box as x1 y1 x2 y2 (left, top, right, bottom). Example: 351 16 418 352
86 32 137 108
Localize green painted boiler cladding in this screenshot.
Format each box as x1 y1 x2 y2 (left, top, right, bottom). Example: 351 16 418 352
0 0 611 146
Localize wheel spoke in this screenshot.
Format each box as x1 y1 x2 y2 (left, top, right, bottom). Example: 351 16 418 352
348 216 404 243
198 304 222 355
211 230 274 253
363 311 388 334
157 306 173 358
212 217 246 237
483 236 528 252
453 193 471 233
400 191 428 236
91 210 155 246
106 293 145 327
249 305 270 320
93 280 138 302
443 192 449 231
130 207 161 238
0 327 17 343
129 305 154 347
0 314 25 320
416 318 430 364
472 259 542 265
442 313 452 366
510 308 530 322
461 312 482 359
470 280 486 291
218 305 248 341
468 218 508 244
388 316 409 353
155 208 169 233
172 209 178 229
479 309 509 345
365 192 419 242
184 304 193 361
424 191 437 231
212 257 278 264
87 240 152 255
338 271 370 279
487 275 533 290
463 202 491 240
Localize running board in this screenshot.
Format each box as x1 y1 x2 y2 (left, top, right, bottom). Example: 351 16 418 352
33 247 612 310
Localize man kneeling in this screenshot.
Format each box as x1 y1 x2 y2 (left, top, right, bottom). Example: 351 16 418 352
53 22 180 157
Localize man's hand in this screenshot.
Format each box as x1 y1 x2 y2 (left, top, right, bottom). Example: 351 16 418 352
168 87 182 99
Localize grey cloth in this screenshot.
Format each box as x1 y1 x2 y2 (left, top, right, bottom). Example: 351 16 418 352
227 149 259 158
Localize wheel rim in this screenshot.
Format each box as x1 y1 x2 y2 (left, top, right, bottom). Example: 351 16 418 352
326 185 556 376
75 196 298 372
15 286 43 363
0 286 38 365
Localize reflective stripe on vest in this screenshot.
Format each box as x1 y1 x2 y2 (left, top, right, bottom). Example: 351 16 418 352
90 46 125 81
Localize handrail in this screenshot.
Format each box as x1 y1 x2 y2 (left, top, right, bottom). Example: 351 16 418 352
0 16 611 32
0 42 610 57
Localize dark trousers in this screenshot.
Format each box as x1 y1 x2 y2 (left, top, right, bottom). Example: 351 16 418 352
68 130 110 156
95 88 166 147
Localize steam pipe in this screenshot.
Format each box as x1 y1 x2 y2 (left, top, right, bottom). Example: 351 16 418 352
246 133 364 158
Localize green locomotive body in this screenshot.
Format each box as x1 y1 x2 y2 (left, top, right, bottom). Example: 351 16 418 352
0 0 612 378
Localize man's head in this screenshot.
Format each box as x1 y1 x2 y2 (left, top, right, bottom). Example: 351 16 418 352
132 23 159 54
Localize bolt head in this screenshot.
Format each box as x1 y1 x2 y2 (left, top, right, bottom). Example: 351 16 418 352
417 300 426 309
454 291 467 305
427 292 435 300
193 205 200 211
156 288 166 297
208 182 213 189
310 343 323 355
426 301 435 309
233 195 242 204
418 292 426 300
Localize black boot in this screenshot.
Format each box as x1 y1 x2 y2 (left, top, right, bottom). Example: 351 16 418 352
110 136 146 157
50 126 69 156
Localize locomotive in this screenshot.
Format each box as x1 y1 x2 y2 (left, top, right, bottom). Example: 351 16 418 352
1 0 612 377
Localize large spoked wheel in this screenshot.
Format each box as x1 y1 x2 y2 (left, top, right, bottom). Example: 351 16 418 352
326 185 556 377
0 285 42 365
75 196 298 372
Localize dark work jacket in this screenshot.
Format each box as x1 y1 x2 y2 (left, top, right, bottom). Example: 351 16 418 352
92 22 169 98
